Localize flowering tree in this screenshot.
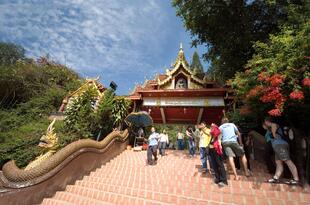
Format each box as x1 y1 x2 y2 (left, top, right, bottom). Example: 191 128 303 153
233 19 309 129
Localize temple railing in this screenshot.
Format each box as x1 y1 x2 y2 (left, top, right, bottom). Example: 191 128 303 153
0 129 129 205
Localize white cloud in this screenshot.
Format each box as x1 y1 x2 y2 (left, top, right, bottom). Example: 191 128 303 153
0 0 201 94
0 0 166 74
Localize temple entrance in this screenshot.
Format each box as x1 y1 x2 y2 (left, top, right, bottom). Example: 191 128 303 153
128 44 233 125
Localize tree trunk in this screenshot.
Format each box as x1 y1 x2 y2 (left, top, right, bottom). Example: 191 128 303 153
306 131 310 185
292 127 309 186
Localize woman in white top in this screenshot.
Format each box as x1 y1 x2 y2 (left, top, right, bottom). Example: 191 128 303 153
159 129 169 156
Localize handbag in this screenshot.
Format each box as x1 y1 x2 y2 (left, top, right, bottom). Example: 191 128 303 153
210 123 223 155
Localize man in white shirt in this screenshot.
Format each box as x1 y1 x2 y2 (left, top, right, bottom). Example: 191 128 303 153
219 118 250 180
159 129 169 156
147 127 160 165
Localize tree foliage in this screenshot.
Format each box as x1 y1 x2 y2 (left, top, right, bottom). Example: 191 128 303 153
0 46 82 167
0 42 25 65
64 88 131 140
232 4 310 131
0 42 132 168
172 0 307 83
64 88 98 138
190 51 204 76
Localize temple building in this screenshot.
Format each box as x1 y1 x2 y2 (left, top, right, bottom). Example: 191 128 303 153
128 44 234 124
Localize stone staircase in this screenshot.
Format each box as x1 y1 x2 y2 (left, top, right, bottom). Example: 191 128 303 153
41 150 310 205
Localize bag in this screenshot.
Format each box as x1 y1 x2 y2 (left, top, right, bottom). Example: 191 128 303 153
213 140 223 155
275 126 290 143
210 124 221 138
210 123 223 155
142 143 148 150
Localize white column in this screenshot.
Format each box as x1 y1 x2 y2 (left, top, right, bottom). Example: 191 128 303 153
160 108 166 124
197 108 204 124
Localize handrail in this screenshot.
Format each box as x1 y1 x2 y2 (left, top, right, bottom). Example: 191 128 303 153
0 129 129 189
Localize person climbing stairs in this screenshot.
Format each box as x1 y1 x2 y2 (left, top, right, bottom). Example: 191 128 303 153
41 150 310 205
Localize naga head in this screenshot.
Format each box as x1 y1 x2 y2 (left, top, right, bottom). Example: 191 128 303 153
39 119 58 151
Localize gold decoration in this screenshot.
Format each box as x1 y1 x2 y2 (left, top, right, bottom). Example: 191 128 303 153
25 119 59 170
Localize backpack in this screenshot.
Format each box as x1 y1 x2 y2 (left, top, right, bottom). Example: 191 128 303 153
275 126 290 143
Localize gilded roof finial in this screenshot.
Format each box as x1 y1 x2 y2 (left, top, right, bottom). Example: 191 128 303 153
172 42 188 68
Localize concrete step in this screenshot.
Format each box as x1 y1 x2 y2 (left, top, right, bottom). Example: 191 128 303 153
78 176 310 203
63 184 231 205
40 150 309 205
88 170 306 194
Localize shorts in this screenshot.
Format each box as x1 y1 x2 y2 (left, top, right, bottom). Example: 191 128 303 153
273 143 290 161
222 142 245 157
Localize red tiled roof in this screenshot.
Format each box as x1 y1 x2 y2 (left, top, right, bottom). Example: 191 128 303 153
158 74 168 81
142 80 157 90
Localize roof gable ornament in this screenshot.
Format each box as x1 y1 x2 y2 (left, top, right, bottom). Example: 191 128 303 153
158 43 205 87
172 42 189 68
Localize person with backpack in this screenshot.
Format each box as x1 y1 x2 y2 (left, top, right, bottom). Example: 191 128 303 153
264 117 299 185
210 123 228 187
219 118 250 180
186 126 196 157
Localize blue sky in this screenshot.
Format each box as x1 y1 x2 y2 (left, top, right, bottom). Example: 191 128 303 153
0 0 209 95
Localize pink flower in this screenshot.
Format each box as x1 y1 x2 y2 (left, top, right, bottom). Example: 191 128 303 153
268 109 282 116
260 87 282 103
257 72 268 82
303 78 310 87
268 74 285 87
246 85 264 99
289 90 304 100
275 96 286 109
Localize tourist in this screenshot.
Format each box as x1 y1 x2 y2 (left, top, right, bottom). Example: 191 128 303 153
219 117 250 180
194 125 200 150
147 127 160 165
264 117 299 185
159 129 169 156
262 123 276 174
197 122 212 173
177 129 185 150
185 126 196 157
210 123 227 187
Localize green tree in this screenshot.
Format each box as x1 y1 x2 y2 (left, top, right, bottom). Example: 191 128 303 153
0 42 25 65
0 50 82 167
232 7 310 130
172 0 307 82
64 87 98 138
190 51 204 76
112 97 131 129
94 89 115 138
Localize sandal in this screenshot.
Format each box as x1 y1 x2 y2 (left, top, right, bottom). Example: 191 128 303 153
268 177 279 183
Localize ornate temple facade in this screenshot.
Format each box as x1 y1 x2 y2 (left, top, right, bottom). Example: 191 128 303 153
128 45 234 124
